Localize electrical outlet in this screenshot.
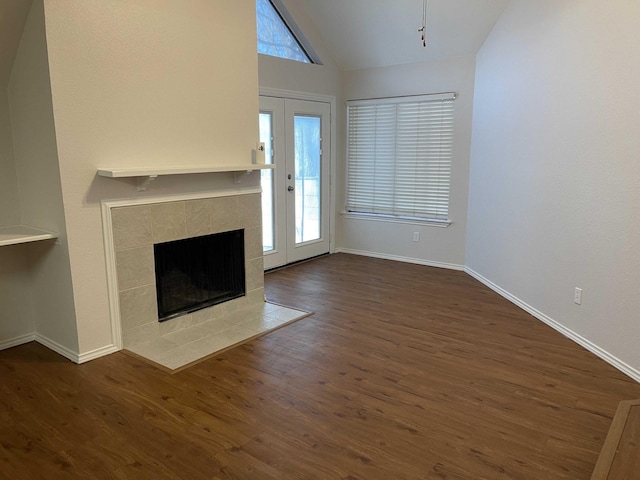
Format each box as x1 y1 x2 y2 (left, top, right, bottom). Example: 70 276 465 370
413 232 420 242
574 287 583 305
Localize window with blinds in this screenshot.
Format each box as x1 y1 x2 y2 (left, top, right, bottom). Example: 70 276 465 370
346 93 455 222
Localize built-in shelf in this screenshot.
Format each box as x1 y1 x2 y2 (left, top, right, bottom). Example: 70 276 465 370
0 225 58 247
97 164 275 191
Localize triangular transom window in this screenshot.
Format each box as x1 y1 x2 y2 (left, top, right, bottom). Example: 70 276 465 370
256 0 318 64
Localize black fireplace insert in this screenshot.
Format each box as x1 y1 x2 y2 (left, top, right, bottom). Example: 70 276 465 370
154 229 246 321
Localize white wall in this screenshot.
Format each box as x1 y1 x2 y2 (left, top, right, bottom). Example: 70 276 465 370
0 91 19 226
42 0 261 355
339 56 475 268
258 52 340 98
0 91 29 345
8 0 78 352
0 245 34 346
467 0 640 376
0 0 33 87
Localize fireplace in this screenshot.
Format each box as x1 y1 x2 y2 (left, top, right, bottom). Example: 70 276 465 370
154 229 246 321
107 191 265 349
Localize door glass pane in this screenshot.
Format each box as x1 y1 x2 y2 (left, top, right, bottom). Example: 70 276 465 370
259 112 275 252
294 115 321 243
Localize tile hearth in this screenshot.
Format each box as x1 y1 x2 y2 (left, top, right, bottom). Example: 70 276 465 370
126 302 310 371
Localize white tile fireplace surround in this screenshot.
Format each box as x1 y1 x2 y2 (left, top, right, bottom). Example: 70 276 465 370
102 189 309 370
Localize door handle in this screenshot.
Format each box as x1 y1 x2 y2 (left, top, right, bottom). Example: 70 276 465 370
287 186 294 192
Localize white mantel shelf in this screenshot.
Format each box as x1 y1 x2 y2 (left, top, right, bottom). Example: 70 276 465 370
97 164 275 190
0 225 58 247
97 164 275 178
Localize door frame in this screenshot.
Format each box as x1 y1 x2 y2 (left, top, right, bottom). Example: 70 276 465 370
259 87 337 259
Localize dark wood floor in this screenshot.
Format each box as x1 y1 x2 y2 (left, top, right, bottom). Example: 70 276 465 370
1 253 639 479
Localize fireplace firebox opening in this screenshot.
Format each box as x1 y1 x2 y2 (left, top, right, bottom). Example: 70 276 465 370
154 229 246 322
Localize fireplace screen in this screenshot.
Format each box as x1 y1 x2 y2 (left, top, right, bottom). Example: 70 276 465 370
154 229 246 321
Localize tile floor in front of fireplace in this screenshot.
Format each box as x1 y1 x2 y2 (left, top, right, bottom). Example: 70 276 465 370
125 302 310 371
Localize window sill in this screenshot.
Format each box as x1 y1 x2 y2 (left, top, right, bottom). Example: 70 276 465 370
341 212 451 228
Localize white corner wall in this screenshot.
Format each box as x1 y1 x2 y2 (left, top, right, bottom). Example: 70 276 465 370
467 0 640 378
8 0 78 355
339 56 475 269
0 245 34 348
41 0 261 356
0 92 31 347
0 92 20 226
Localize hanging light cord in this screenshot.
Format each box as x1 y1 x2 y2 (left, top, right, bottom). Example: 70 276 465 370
418 0 427 47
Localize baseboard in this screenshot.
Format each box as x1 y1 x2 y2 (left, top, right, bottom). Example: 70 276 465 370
34 333 120 364
77 344 120 364
335 248 465 271
3 332 119 364
464 267 640 384
34 334 79 364
0 333 36 351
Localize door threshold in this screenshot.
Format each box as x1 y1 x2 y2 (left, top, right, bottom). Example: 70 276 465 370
265 253 330 274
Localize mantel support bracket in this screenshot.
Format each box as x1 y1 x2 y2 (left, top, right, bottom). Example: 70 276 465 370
234 169 255 184
137 175 158 191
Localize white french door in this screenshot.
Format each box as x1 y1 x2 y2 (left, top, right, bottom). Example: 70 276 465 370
259 96 331 270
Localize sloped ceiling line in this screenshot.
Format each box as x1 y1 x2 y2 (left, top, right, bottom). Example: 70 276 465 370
295 0 510 71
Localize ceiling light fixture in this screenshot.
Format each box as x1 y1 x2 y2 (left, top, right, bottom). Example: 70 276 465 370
418 0 427 47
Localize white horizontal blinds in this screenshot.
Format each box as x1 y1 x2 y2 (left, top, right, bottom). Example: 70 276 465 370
346 93 455 220
347 104 397 215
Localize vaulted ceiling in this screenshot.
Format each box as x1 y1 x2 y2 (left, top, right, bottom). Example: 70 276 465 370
295 0 511 70
0 0 511 89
